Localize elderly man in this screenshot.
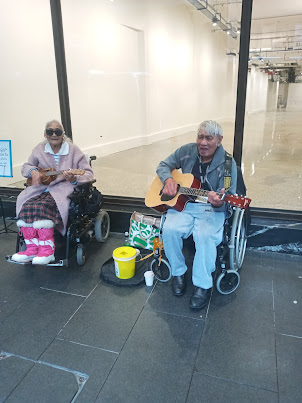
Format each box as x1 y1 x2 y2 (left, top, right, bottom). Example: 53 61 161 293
156 120 237 309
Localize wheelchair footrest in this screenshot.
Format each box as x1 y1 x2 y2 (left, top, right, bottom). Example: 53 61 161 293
6 256 68 267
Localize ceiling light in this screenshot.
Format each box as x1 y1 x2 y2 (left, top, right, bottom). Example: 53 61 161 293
186 0 237 39
212 18 217 26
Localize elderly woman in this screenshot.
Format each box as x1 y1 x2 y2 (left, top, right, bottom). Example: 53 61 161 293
12 119 93 265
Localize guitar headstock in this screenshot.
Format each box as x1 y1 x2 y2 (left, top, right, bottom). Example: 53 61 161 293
224 194 251 209
69 169 85 176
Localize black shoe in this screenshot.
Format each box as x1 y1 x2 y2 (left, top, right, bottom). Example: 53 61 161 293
171 275 186 296
189 287 211 309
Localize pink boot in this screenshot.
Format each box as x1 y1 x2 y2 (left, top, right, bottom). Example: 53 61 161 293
32 220 55 265
12 221 39 263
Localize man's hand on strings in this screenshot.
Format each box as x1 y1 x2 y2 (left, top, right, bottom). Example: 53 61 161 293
208 188 225 207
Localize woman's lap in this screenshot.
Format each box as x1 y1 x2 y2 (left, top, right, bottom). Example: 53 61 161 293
18 192 63 225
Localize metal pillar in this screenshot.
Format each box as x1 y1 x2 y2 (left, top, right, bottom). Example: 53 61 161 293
233 0 253 166
49 0 72 139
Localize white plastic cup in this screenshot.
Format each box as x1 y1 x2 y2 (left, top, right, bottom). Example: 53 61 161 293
144 270 154 286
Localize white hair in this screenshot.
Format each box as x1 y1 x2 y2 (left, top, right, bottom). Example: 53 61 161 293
197 120 223 138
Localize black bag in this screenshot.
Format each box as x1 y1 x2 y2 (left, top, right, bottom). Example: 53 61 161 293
86 187 103 215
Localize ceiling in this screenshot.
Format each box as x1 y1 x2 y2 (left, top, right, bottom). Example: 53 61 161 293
211 0 302 79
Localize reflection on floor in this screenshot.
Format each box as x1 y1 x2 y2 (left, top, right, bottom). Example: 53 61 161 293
9 109 302 211
93 109 302 211
1 231 301 401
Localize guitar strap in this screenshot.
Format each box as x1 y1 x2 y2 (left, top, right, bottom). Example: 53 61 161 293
224 151 232 192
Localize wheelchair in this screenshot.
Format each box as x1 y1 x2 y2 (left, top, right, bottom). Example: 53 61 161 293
215 205 248 294
6 158 110 267
145 204 248 295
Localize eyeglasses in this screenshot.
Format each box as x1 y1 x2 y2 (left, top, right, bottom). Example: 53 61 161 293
45 128 64 136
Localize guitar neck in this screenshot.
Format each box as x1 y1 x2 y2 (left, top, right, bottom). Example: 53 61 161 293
178 186 221 198
44 170 64 177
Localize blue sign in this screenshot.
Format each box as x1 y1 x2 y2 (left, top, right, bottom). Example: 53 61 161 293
0 140 13 177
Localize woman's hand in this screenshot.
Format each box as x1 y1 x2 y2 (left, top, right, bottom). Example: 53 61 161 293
30 170 42 186
162 177 178 196
63 170 76 183
208 188 224 207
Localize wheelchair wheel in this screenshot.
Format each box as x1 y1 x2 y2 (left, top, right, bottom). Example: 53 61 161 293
76 244 86 266
16 234 26 252
229 208 247 271
95 210 110 242
151 257 171 282
216 270 240 295
20 240 26 252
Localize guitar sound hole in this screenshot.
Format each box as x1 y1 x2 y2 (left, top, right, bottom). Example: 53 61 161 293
161 194 174 202
160 184 180 202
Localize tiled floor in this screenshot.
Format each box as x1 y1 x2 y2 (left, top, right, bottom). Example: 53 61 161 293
1 231 302 402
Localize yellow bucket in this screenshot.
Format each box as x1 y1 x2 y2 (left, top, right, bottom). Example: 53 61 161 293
112 246 139 279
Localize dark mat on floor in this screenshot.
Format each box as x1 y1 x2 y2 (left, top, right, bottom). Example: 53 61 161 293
100 255 151 287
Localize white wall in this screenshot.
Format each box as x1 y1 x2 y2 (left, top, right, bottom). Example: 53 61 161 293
287 83 302 110
266 80 279 111
246 66 269 114
0 0 251 186
0 0 60 186
61 0 239 157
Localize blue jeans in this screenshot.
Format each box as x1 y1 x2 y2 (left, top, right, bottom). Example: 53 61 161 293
162 202 225 289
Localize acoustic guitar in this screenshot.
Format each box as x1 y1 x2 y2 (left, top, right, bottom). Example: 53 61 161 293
145 170 251 212
27 167 85 186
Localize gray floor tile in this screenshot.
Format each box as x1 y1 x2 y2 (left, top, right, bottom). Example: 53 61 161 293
5 363 78 403
1 233 121 299
276 333 302 403
187 372 278 403
1 231 302 402
59 281 149 352
272 260 302 337
39 338 118 403
0 268 36 323
195 286 278 392
147 280 208 320
235 254 274 292
0 354 34 401
0 288 84 359
96 309 204 403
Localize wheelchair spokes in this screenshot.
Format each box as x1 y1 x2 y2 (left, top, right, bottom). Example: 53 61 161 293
229 207 247 271
151 258 171 282
216 207 247 295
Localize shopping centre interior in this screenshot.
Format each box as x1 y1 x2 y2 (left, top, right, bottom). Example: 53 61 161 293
0 0 302 401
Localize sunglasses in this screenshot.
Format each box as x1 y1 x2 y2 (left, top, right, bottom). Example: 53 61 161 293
45 128 64 136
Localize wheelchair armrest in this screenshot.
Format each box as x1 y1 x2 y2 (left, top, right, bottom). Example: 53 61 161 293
68 180 97 201
76 180 96 188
